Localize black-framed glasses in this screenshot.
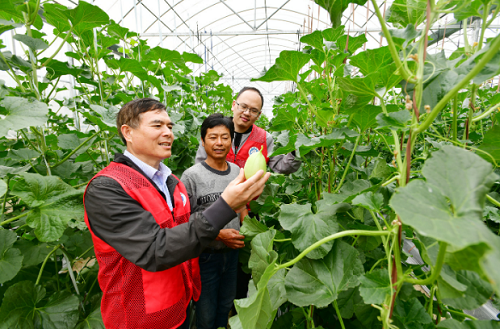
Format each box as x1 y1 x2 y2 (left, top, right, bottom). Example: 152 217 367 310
235 101 261 117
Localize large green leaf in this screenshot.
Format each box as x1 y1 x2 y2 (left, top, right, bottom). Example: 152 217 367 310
285 240 364 308
294 130 347 157
337 74 379 97
0 230 22 284
11 173 84 242
440 269 493 310
0 281 79 329
314 0 368 28
478 124 500 164
376 110 412 131
336 34 368 54
85 105 119 133
358 269 391 304
14 239 50 267
352 191 384 212
390 146 500 293
279 200 346 259
392 297 433 329
75 307 104 329
240 216 269 241
387 0 427 28
182 51 203 64
349 46 394 76
323 179 372 204
43 3 72 32
232 258 279 329
300 30 324 50
0 97 48 135
12 34 48 51
67 1 109 36
249 230 276 285
105 57 148 80
267 268 287 310
251 50 310 83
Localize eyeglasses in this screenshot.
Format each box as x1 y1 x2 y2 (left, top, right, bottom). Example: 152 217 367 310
235 101 261 117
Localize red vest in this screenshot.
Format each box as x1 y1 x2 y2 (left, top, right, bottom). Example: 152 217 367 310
84 162 201 329
227 125 269 168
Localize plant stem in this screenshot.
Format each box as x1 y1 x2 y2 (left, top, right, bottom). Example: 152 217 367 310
51 130 100 168
334 135 360 193
1 177 10 215
333 300 346 329
277 230 391 270
369 0 414 82
472 102 500 122
36 245 61 285
452 95 458 142
414 35 500 134
41 27 74 67
487 194 500 207
406 242 447 285
0 209 34 226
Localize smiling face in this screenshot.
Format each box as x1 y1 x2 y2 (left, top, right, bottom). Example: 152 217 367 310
121 109 175 169
231 89 262 132
202 125 232 162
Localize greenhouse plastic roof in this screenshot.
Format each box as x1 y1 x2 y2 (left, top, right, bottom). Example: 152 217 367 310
2 0 500 114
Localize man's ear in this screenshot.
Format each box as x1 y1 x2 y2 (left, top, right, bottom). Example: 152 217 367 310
121 125 133 144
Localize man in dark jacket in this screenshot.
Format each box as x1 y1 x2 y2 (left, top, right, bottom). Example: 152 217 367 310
84 98 270 329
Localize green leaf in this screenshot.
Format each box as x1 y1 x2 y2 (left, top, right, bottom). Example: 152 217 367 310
279 200 345 259
240 216 269 241
300 30 324 50
68 1 109 36
44 59 85 80
392 297 433 328
322 25 345 42
336 34 368 54
389 24 420 49
107 22 137 39
349 46 394 76
0 164 30 178
376 110 412 130
310 49 326 67
11 173 84 242
387 0 427 28
0 230 22 284
285 240 364 307
182 51 203 64
105 57 148 80
0 97 48 136
336 287 363 318
13 239 50 267
12 34 48 51
390 146 500 293
233 259 279 329
267 268 287 310
352 191 384 212
0 19 21 36
75 307 104 329
249 230 276 285
86 105 119 133
478 124 500 164
294 130 346 157
440 269 494 310
0 281 79 329
251 50 310 83
323 179 372 204
43 4 71 32
0 179 6 198
337 74 379 97
438 319 500 329
358 268 391 304
314 0 368 28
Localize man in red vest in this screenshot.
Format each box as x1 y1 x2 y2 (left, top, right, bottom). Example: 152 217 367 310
83 98 270 329
195 87 301 302
196 87 301 174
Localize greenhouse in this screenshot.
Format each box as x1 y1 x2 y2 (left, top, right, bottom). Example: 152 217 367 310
1 0 500 328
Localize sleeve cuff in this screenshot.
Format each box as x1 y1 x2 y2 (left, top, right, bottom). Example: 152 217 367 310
202 197 237 231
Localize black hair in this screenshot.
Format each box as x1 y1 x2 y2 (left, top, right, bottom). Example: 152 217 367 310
200 113 234 142
236 86 264 109
116 98 166 145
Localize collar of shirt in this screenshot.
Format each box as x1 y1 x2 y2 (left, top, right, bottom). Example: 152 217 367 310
123 150 173 210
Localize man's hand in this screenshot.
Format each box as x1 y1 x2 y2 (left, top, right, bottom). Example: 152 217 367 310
221 168 271 211
216 229 245 249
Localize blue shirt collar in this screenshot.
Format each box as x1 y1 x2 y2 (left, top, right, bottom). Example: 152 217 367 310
123 150 172 180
